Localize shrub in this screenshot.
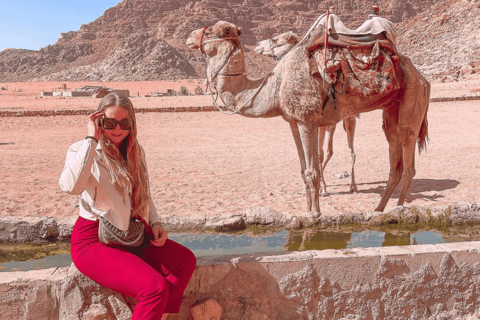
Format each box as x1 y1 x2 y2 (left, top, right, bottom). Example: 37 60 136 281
194 86 204 95
179 86 189 96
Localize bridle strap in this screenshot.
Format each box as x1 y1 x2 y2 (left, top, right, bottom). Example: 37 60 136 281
197 30 269 115
202 37 238 46
199 26 239 54
199 26 208 54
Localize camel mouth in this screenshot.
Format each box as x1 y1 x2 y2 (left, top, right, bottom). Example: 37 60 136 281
186 29 203 50
186 38 200 50
253 46 264 55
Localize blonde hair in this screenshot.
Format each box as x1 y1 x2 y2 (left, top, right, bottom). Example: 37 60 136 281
96 92 150 220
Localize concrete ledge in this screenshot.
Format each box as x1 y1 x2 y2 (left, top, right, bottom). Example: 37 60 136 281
1 203 479 243
1 242 480 319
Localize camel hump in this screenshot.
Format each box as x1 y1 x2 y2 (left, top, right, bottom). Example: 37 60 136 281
306 13 397 52
328 13 396 44
303 12 401 97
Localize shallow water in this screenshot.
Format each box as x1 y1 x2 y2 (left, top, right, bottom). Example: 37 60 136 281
1 225 479 272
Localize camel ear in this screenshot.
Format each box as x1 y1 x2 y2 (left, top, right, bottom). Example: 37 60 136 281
237 27 242 36
288 31 299 42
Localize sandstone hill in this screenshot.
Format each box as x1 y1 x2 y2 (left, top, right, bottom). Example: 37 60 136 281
0 0 479 82
396 0 480 82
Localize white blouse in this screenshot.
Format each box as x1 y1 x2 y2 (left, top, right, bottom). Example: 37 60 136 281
59 139 160 230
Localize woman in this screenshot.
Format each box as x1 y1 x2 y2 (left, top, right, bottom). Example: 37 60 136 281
59 92 196 320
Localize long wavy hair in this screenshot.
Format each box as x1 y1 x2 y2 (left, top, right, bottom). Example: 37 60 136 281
96 92 150 220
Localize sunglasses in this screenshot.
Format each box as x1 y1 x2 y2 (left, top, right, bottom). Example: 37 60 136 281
100 117 133 130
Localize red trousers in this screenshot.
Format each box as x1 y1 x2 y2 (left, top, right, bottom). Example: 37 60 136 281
71 217 196 319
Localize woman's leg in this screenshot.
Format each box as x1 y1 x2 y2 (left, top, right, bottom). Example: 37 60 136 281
140 239 197 313
71 217 170 320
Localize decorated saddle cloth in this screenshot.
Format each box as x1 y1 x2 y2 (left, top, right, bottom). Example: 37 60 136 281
306 14 400 97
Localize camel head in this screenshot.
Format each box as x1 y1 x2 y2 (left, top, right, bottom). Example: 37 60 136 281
186 21 245 82
254 31 299 59
186 21 243 56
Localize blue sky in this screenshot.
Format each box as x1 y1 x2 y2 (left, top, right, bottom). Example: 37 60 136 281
0 0 121 51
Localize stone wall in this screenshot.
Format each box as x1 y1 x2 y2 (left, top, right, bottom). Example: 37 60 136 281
1 203 479 243
1 241 480 319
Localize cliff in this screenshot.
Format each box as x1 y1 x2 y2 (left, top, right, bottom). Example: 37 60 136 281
0 0 478 82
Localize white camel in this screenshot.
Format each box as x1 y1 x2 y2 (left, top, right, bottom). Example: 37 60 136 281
254 31 358 196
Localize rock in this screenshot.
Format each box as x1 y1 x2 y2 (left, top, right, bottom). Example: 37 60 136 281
461 65 474 75
244 206 286 225
296 212 321 228
0 216 75 243
286 217 303 229
203 214 246 231
397 0 480 81
190 299 222 320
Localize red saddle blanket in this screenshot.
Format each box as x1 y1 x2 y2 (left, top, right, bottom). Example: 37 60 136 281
307 27 400 97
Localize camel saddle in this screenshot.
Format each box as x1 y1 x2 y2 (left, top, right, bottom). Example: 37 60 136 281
306 28 397 55
306 14 400 97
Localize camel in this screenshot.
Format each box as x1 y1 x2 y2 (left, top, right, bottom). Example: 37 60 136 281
254 31 299 60
254 31 358 196
186 20 429 213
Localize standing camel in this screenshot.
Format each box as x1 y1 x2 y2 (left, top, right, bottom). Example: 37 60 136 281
254 31 358 196
186 21 429 213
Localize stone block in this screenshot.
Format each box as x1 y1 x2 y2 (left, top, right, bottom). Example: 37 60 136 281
190 299 222 320
2 242 480 319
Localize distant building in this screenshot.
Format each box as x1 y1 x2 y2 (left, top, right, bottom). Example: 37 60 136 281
76 85 130 98
41 85 130 98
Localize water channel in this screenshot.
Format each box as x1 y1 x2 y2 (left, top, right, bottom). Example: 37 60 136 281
1 223 479 272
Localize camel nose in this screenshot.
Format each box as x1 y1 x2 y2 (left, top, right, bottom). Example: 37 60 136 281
186 29 202 49
186 38 199 49
254 46 263 55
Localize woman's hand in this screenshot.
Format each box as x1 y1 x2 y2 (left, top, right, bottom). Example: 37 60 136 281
87 111 104 141
150 224 168 247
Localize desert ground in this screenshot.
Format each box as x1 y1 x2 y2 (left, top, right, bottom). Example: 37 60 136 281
1 78 479 223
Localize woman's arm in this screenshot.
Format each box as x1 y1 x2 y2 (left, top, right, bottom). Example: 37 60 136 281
59 110 104 195
58 139 97 195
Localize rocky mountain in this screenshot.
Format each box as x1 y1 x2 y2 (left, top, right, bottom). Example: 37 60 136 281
396 0 480 82
0 0 478 82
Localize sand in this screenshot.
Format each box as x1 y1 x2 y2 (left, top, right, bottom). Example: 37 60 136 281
1 79 480 222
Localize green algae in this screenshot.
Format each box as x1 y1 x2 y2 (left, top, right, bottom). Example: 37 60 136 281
0 242 70 264
283 221 480 252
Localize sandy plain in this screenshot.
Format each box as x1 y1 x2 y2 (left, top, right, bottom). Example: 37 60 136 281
1 78 479 224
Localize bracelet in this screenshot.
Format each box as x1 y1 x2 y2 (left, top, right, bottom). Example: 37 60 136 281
85 136 98 144
151 222 163 229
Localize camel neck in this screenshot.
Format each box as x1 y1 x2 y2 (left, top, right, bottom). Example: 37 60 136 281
214 74 280 118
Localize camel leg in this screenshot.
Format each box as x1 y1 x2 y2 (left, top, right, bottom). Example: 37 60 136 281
319 124 336 196
289 122 310 210
293 121 321 213
397 142 416 206
344 116 357 193
396 81 430 206
318 126 327 197
375 110 403 212
322 124 336 171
